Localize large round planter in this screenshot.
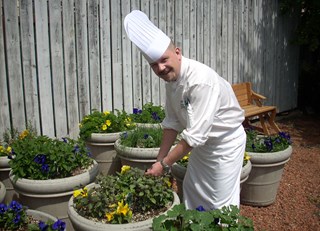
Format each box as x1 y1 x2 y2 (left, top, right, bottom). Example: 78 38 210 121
9 160 99 231
240 145 293 206
86 132 122 175
68 183 180 231
114 139 160 171
0 181 6 203
171 160 252 201
27 209 58 224
0 156 18 203
135 123 162 129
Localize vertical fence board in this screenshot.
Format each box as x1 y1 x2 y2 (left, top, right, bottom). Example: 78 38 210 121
63 0 79 137
20 0 40 134
110 0 124 109
49 0 68 137
100 0 113 111
3 0 26 131
0 0 11 135
75 0 90 120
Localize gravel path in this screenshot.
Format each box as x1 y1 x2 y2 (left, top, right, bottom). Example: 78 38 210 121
240 111 320 231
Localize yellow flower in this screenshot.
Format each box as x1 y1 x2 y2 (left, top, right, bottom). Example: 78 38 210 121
0 146 3 152
73 187 88 198
121 165 131 174
19 130 29 139
104 111 110 116
244 152 251 161
6 146 12 153
164 178 172 188
116 200 130 216
105 212 114 221
105 120 111 126
102 124 107 131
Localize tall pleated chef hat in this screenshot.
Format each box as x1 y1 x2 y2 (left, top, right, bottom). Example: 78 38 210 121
124 10 171 63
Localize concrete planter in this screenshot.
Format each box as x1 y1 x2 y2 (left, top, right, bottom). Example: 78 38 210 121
240 145 293 206
68 183 180 231
0 156 18 203
114 139 160 171
10 160 99 231
0 181 6 203
86 132 122 175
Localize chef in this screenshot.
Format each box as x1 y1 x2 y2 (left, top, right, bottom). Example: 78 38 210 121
124 10 246 210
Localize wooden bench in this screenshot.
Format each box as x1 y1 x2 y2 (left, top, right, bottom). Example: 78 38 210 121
232 82 281 135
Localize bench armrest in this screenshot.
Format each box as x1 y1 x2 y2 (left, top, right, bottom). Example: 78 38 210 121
251 91 266 107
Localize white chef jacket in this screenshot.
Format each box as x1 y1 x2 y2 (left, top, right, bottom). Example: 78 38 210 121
161 56 246 210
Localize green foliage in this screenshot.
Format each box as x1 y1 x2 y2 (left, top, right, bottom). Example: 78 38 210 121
0 200 65 231
245 129 292 153
129 102 165 124
280 0 320 52
152 203 254 231
72 166 174 224
9 132 94 181
79 109 136 140
119 127 163 148
0 126 36 157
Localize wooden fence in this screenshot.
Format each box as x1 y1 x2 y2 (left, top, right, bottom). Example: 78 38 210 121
0 0 299 138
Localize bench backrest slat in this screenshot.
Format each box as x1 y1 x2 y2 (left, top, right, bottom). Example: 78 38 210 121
232 82 253 107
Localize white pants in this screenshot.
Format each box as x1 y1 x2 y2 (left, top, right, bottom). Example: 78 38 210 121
183 126 246 210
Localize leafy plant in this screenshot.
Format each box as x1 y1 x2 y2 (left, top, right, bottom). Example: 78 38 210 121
0 200 65 231
177 151 250 168
152 203 254 230
245 129 292 153
119 127 163 148
72 166 174 224
0 126 36 157
79 109 136 140
9 131 94 181
129 102 165 124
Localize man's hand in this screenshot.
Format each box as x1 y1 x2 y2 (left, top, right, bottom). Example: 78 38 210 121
145 161 163 176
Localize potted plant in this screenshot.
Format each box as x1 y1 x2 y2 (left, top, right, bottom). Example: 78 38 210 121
0 128 35 203
8 130 98 230
0 200 65 230
152 203 254 230
129 102 165 128
114 127 168 170
171 152 252 200
79 109 136 175
240 129 293 206
68 165 180 231
0 181 6 203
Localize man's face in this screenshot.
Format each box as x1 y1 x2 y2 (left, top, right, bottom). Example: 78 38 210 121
150 46 182 82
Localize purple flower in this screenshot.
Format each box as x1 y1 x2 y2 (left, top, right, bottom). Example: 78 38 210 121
264 138 273 152
73 145 80 153
121 132 128 139
34 154 47 164
0 203 8 214
133 108 142 114
196 205 206 211
52 219 66 231
9 200 23 212
13 213 21 224
41 164 50 173
151 112 160 121
144 134 149 139
39 221 49 231
62 137 68 143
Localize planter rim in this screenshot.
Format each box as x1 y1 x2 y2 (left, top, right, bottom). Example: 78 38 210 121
87 132 123 143
9 160 99 195
0 156 11 169
68 183 180 231
27 209 58 222
114 139 160 159
246 145 293 164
